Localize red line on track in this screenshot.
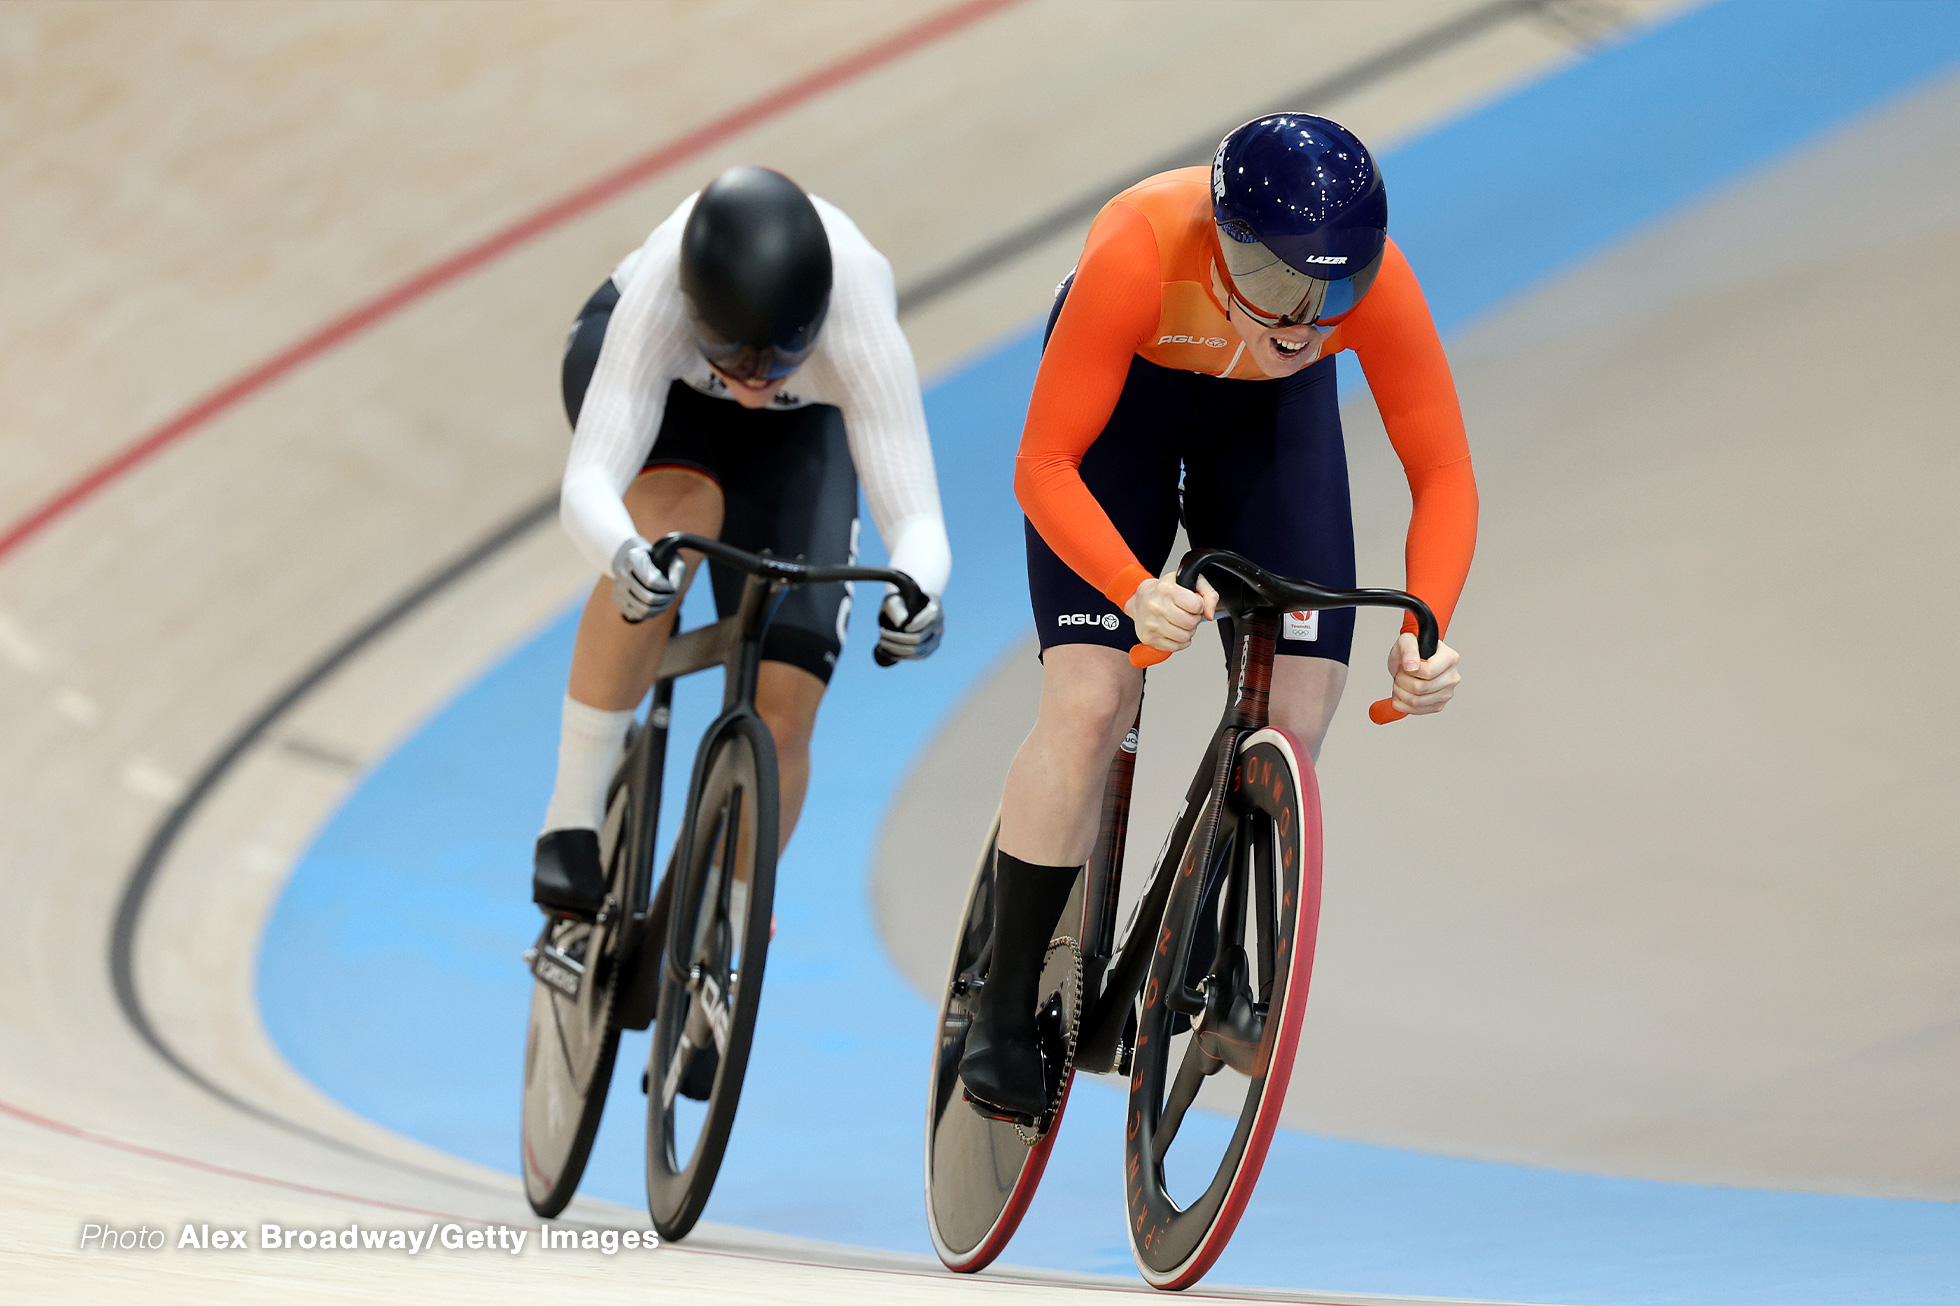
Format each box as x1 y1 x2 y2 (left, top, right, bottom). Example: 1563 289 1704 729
0 0 1021 566
0 1095 492 1226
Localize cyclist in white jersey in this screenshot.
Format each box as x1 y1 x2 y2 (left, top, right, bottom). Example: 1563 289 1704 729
534 166 950 916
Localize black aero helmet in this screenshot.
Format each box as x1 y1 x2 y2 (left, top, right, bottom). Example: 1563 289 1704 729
679 166 832 382
1211 113 1387 327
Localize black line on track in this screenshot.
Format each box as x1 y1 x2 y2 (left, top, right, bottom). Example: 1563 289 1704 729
896 0 1583 316
107 0 1611 1206
109 493 558 1198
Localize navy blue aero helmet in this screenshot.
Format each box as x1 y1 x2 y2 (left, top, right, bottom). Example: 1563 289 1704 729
1211 114 1387 328
679 166 833 382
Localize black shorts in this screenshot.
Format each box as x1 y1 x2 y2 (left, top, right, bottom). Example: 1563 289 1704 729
563 280 860 684
1026 278 1357 665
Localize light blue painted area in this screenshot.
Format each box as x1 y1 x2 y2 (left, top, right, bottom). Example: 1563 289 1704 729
260 5 1960 1303
1388 0 1960 337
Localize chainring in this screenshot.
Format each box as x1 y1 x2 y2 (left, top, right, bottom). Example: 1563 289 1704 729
1013 936 1084 1145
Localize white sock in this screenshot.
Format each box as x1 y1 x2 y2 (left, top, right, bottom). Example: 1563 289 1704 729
540 695 636 835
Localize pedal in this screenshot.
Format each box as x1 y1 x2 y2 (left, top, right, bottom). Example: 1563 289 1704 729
677 1044 718 1101
528 937 585 1000
960 1086 1044 1132
1115 1002 1140 1077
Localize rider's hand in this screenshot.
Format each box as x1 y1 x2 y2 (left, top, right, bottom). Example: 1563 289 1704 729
1125 573 1217 653
1386 631 1460 715
610 536 684 623
877 592 943 661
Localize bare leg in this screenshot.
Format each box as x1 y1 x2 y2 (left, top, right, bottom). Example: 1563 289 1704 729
719 662 825 936
1267 655 1348 761
996 644 1143 866
753 661 826 853
566 468 724 709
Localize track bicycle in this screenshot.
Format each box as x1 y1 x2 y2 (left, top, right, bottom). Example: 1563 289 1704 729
924 548 1436 1290
521 532 927 1239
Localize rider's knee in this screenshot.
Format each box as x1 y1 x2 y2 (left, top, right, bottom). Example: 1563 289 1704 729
760 710 813 767
623 466 724 539
1267 656 1346 759
1039 657 1140 747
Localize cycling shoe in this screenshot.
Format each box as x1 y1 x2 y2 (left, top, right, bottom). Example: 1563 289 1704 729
532 829 606 918
959 1010 1048 1124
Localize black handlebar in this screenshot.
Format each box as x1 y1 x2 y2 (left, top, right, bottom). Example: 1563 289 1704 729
1174 548 1438 660
649 532 929 666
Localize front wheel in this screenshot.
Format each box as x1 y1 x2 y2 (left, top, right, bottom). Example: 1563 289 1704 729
1124 727 1322 1290
644 717 778 1241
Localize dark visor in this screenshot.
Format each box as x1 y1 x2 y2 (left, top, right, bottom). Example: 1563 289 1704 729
686 294 828 383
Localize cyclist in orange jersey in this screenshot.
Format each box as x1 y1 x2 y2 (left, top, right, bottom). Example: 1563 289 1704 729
961 115 1476 1122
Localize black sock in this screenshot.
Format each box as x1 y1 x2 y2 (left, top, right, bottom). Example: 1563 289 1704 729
980 852 1080 1039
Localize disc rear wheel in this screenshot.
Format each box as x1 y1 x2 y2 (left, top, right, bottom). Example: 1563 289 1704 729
520 770 633 1216
925 819 1085 1272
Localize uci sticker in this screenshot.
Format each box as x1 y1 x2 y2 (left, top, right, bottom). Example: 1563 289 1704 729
1283 610 1318 642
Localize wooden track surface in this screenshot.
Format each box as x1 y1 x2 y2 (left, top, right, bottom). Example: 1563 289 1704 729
0 2 1681 1300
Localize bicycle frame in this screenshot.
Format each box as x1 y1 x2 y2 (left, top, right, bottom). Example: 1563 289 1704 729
605 533 927 1022
1070 550 1438 1074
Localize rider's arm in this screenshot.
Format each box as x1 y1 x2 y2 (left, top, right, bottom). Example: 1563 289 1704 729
799 203 951 600
1013 202 1161 607
559 205 700 576
1337 239 1478 635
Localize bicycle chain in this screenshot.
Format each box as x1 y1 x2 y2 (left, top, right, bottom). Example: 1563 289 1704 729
1014 935 1084 1146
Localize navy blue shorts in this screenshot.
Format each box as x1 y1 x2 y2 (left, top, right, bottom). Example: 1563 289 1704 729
1026 280 1357 663
564 280 859 684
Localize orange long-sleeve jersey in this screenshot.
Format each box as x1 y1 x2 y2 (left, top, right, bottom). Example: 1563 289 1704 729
1013 168 1478 635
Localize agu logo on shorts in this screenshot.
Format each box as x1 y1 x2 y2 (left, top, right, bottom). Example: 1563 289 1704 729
1060 612 1121 630
1283 610 1318 641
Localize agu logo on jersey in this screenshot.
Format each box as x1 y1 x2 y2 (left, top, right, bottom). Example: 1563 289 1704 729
1283 610 1319 641
1157 334 1228 348
1060 612 1121 630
